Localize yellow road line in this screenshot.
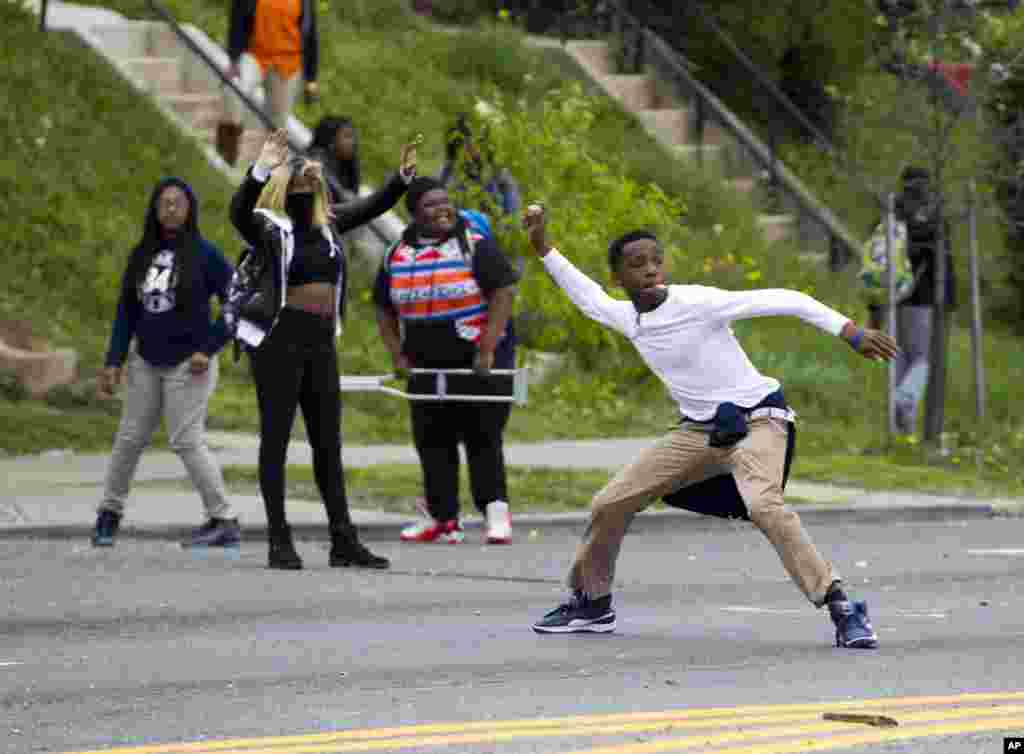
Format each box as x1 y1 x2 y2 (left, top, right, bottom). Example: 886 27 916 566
560 707 1024 754
54 691 1024 754
187 705 1024 754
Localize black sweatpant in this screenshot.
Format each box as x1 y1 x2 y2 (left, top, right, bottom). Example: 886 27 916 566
250 308 353 536
408 372 512 523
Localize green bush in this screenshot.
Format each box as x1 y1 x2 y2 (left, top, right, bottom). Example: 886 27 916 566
0 370 27 402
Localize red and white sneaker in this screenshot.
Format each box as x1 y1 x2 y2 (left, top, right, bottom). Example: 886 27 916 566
485 500 512 544
400 501 465 543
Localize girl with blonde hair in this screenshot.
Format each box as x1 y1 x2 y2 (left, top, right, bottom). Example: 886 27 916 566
230 130 417 570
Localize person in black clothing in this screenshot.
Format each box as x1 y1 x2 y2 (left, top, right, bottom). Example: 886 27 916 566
374 177 520 546
440 115 521 225
868 166 957 434
308 116 361 202
230 129 417 570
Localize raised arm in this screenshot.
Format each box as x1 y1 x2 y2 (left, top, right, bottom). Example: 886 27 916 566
230 129 290 246
522 203 634 336
332 139 418 233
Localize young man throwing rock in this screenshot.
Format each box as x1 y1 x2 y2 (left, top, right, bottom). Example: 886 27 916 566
523 204 898 649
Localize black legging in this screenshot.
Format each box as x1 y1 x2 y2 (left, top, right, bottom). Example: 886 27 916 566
408 371 512 522
250 308 353 536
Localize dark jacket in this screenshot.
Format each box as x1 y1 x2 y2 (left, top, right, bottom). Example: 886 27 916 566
227 0 319 82
228 167 409 344
308 117 361 201
106 180 234 368
896 195 957 309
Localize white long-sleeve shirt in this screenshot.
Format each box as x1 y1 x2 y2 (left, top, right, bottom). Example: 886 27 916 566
542 250 850 421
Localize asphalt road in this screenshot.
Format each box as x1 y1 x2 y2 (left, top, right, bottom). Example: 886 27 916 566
3 515 1023 754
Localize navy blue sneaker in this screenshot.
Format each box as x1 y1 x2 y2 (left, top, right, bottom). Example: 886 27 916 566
532 593 616 634
92 510 121 547
830 600 879 649
181 518 241 548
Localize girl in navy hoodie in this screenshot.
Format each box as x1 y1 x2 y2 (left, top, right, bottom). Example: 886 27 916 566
94 178 238 549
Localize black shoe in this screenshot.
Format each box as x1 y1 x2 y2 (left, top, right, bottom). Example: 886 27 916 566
92 510 122 547
329 529 390 569
532 592 616 634
182 518 241 548
268 529 303 570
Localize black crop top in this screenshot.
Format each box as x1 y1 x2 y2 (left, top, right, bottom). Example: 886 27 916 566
288 236 341 286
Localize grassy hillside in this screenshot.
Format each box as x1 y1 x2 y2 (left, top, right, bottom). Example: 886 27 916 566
3 0 1022 498
0 0 249 452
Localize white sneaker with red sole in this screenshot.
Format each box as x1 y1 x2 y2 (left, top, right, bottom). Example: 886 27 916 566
485 500 512 544
400 500 465 543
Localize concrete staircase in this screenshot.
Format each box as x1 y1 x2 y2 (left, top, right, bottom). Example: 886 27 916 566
87 20 277 167
565 40 795 245
35 2 403 259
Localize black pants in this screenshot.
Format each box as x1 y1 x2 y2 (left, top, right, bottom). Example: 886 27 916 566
408 372 512 522
250 308 353 536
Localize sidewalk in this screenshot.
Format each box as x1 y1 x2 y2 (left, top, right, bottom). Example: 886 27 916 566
1 432 1016 542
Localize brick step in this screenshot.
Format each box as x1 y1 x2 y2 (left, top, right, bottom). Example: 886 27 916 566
199 128 268 164
756 214 795 244
597 73 671 112
728 176 757 194
564 39 613 77
164 92 225 129
90 22 181 59
121 56 183 96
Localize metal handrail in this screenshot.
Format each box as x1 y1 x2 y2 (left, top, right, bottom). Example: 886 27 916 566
656 0 836 154
39 0 400 250
608 2 866 262
141 0 288 147
140 0 397 248
619 0 885 208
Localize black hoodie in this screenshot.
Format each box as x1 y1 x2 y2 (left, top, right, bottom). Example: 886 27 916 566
105 178 235 368
309 116 361 201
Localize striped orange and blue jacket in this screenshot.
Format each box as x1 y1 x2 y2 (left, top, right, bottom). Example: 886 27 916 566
384 229 490 344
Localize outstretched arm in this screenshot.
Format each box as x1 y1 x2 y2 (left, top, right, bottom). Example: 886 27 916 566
703 287 899 362
522 203 634 335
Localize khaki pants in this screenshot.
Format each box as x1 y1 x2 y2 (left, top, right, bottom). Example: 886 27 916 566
568 418 838 606
225 53 302 129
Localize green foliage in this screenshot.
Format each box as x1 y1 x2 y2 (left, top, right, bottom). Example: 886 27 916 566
634 1 875 139
0 370 28 402
333 0 422 31
429 0 503 25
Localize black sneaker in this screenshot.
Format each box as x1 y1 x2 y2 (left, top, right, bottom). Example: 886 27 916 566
92 510 121 547
182 518 241 548
532 593 616 634
329 530 390 569
830 599 879 649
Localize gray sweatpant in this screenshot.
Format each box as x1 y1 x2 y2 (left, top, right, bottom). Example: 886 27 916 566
892 305 933 427
99 350 233 520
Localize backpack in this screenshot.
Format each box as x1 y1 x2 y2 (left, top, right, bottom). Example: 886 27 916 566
223 244 278 360
459 209 492 241
859 218 915 305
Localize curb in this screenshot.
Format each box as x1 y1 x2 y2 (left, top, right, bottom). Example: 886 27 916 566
0 502 997 543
